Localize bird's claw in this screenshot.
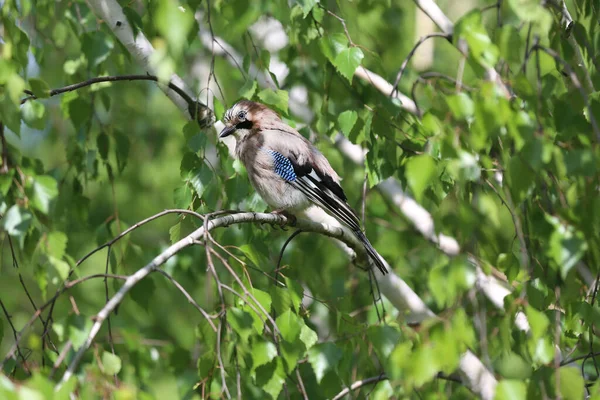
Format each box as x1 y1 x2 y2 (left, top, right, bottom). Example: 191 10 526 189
271 209 297 227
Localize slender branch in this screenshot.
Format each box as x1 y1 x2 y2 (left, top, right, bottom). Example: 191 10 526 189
354 67 420 116
42 209 204 342
0 298 30 374
152 268 217 332
0 274 127 369
21 75 203 121
55 212 371 388
413 0 454 36
87 0 213 127
391 32 450 96
332 374 388 400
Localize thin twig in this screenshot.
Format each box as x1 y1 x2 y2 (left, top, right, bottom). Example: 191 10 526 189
391 32 450 96
0 298 30 374
0 274 126 369
152 268 218 331
332 374 388 400
21 75 209 124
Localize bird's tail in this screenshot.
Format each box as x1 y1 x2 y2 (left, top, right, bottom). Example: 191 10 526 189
354 230 388 275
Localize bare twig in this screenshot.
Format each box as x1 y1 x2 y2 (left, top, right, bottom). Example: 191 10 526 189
391 32 450 96
87 0 213 126
54 211 381 388
42 209 204 344
332 374 388 400
0 274 127 369
21 75 210 125
0 298 30 374
152 268 218 332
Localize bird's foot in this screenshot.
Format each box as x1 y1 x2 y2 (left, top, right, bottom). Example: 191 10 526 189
271 209 297 227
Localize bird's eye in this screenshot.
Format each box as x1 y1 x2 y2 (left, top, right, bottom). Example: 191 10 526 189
237 111 247 121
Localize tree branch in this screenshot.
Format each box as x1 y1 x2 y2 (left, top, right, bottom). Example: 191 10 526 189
390 32 451 97
332 374 388 400
21 75 200 118
87 0 213 127
413 0 454 36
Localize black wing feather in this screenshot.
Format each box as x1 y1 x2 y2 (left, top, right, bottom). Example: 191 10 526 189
286 154 387 274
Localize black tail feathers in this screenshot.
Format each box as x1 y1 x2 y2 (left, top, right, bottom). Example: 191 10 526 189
354 231 388 275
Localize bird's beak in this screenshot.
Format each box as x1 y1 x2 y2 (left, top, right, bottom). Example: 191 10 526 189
219 125 236 138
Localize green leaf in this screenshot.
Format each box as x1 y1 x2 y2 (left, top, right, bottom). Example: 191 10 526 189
299 324 318 350
227 307 255 342
525 306 549 340
130 277 156 311
545 215 588 278
251 340 278 371
238 80 258 99
28 78 50 98
296 0 318 17
101 352 122 375
275 309 302 342
169 222 181 244
97 133 109 161
196 318 217 349
32 175 58 214
319 33 347 64
123 6 143 39
48 257 70 286
255 358 286 399
213 97 225 122
307 342 342 383
506 156 535 204
46 231 68 259
174 184 193 209
338 110 358 136
21 101 46 130
184 122 208 153
507 0 553 35
188 164 213 199
405 155 437 202
68 98 91 131
410 345 439 386
333 47 363 82
446 151 481 182
553 367 585 400
446 92 474 120
67 315 93 351
82 32 114 66
257 89 289 115
1 205 32 238
495 353 532 379
454 10 499 68
114 131 130 173
495 380 527 400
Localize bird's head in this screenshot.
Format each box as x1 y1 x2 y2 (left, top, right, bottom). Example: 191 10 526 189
219 100 279 139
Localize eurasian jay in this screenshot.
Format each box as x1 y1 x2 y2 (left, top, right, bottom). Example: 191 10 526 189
219 100 387 274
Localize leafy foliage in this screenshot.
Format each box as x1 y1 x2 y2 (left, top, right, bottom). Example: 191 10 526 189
1 0 600 399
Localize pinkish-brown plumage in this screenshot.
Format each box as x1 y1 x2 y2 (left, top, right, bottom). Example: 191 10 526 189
219 100 387 274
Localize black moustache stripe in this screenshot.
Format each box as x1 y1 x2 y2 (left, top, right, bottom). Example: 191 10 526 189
236 120 253 130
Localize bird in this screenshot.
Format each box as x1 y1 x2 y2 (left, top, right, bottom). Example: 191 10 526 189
219 100 387 275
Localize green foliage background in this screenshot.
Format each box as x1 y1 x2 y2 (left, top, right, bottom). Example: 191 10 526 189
1 0 600 398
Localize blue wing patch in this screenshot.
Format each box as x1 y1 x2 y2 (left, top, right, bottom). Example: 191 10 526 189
265 150 297 182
